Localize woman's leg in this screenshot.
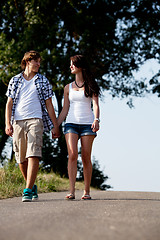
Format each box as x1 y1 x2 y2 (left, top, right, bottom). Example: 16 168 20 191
65 133 79 195
81 135 95 195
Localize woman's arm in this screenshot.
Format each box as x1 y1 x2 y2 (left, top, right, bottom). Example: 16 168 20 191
57 84 70 126
91 94 100 132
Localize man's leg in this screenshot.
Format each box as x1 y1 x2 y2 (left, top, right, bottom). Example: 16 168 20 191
19 157 39 191
25 157 39 190
25 118 43 190
13 120 28 182
22 157 39 202
19 160 28 181
22 119 42 201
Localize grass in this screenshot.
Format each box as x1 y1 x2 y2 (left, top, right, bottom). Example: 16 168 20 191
0 163 85 199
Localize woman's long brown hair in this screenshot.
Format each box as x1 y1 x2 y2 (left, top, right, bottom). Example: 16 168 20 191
70 55 100 97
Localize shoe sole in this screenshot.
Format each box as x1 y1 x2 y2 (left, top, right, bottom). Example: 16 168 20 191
81 198 91 200
81 196 92 200
65 196 75 200
32 197 39 201
22 199 32 202
65 197 75 200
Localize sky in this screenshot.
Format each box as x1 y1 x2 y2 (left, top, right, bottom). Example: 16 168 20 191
92 59 160 192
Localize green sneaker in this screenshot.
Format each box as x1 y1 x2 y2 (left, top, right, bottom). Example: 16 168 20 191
32 184 38 201
22 188 32 202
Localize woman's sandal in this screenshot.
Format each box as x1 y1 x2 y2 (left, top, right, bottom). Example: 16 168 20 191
81 194 92 200
65 193 75 200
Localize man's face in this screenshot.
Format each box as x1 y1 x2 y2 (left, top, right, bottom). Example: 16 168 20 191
28 58 41 73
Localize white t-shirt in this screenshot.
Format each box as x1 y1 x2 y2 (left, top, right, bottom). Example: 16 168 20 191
65 83 94 124
14 75 42 120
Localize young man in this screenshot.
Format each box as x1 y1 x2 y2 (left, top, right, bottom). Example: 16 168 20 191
5 50 60 202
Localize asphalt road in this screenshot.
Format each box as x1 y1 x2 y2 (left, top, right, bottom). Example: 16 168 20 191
0 190 160 240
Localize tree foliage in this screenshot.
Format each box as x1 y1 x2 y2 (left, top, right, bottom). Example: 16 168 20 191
0 0 160 186
78 157 112 190
41 132 68 177
0 0 159 95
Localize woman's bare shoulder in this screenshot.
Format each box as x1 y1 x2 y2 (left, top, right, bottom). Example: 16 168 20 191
64 82 73 91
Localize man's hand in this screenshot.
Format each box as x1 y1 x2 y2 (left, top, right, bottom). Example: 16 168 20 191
5 123 13 137
51 127 61 139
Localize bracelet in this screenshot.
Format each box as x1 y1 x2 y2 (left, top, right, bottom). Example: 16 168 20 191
94 118 100 123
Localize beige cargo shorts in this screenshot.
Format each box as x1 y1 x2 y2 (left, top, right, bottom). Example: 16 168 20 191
13 118 43 163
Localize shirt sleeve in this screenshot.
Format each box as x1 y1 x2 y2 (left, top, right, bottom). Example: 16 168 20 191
6 77 14 99
43 76 53 100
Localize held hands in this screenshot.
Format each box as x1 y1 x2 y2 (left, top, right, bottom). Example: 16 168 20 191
51 126 61 139
91 120 100 132
5 123 13 137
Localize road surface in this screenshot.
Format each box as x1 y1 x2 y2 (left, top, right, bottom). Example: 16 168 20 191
0 190 160 240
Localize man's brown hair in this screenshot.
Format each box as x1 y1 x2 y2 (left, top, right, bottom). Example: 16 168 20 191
21 50 41 70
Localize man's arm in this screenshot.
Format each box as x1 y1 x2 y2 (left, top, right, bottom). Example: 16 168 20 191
45 97 60 138
5 97 13 136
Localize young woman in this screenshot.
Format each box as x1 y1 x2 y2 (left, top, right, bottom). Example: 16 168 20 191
57 55 100 200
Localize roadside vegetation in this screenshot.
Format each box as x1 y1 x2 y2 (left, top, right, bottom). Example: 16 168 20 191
0 162 85 199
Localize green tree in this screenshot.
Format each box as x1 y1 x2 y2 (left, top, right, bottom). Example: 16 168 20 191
0 81 8 155
0 0 159 182
41 132 68 177
77 157 112 190
1 0 159 96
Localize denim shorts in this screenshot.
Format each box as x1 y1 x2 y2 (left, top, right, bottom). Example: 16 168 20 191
64 123 97 138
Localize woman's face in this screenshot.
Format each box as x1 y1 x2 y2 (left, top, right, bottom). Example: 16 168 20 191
70 60 81 74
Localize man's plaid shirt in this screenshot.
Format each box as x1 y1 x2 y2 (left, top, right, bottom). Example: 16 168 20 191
6 72 54 131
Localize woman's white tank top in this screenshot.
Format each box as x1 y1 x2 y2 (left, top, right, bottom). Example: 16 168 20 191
65 83 94 124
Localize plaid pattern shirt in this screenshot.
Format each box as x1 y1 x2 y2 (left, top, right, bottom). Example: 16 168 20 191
6 72 54 131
